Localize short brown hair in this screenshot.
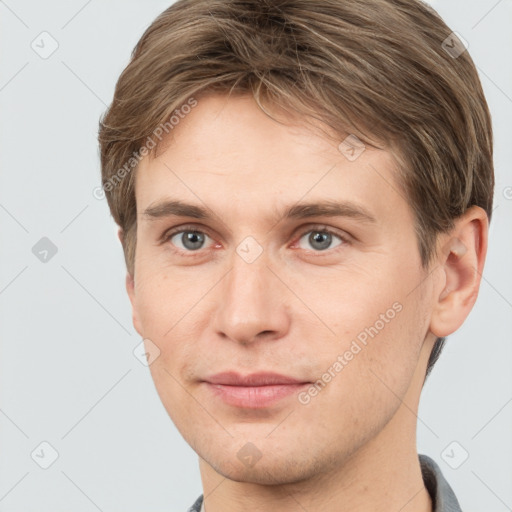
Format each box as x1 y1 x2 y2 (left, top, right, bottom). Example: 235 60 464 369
98 0 494 377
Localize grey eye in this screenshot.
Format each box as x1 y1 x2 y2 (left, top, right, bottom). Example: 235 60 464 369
170 231 211 251
298 231 343 251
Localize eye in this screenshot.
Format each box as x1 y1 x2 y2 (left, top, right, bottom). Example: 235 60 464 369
296 227 347 252
165 227 215 252
161 224 349 256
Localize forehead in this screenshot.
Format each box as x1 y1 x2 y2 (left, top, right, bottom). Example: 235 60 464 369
135 94 408 226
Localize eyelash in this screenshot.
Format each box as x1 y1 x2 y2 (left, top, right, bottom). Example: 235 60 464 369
161 223 351 257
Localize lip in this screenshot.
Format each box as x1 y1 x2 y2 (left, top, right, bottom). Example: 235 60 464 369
205 371 308 386
203 371 310 408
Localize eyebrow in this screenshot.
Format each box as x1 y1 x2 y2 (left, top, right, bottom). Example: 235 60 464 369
142 199 377 224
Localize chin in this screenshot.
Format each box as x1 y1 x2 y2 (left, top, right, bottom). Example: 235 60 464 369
201 445 327 486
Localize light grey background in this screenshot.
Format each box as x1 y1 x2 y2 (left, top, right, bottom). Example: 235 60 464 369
0 1 510 511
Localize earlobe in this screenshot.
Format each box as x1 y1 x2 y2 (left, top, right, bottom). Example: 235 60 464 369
119 227 143 336
125 271 143 337
430 206 488 338
126 271 135 303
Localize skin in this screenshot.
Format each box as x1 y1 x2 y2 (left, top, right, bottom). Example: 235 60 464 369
124 94 488 512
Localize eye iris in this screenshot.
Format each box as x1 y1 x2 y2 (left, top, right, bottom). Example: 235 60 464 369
309 231 331 250
182 231 205 250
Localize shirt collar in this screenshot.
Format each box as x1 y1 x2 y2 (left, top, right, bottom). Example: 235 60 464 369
419 454 463 511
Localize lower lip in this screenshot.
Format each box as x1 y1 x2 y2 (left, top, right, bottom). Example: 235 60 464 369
204 382 309 408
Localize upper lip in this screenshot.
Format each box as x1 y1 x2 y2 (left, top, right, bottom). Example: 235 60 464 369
204 371 309 386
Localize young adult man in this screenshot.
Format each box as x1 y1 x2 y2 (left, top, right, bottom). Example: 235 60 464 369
98 1 493 510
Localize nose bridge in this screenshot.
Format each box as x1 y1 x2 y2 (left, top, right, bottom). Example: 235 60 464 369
213 250 288 344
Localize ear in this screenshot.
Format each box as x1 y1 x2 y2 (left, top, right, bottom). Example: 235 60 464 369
118 228 144 337
125 272 144 337
429 206 489 337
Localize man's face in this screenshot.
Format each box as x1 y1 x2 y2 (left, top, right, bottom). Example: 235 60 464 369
128 94 436 483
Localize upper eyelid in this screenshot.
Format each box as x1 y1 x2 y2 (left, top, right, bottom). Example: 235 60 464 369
161 223 215 242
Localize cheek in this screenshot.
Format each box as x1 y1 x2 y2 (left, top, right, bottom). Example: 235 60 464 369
146 364 201 439
286 259 416 345
133 267 208 376
306 260 429 396
296 300 427 450
133 264 199 336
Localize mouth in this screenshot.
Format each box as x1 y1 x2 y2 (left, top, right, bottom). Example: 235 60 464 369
202 371 311 409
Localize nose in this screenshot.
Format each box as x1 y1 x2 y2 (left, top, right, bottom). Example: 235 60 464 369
211 253 291 346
